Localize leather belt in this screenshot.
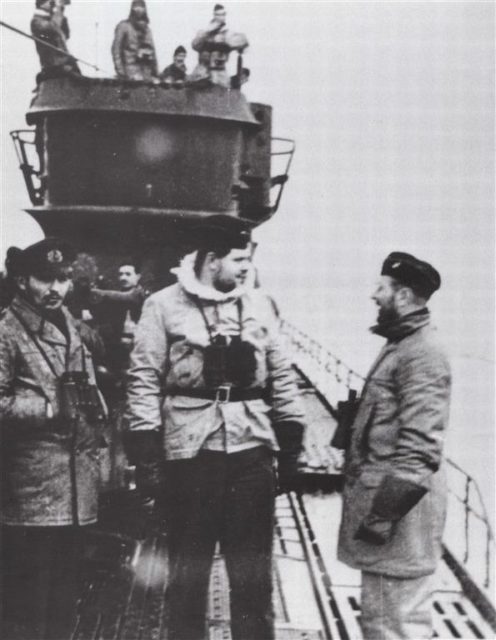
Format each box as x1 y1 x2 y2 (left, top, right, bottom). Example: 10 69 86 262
172 386 265 404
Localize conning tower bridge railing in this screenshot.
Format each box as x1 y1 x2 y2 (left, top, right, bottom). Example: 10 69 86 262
269 137 295 215
12 126 296 218
281 319 495 601
10 129 44 206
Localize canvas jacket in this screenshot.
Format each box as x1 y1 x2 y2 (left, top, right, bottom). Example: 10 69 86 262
338 309 451 578
126 256 305 460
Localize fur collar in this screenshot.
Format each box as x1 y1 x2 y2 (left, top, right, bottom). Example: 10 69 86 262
172 252 247 303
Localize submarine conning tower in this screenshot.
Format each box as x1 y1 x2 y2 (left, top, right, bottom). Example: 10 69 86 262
12 75 293 288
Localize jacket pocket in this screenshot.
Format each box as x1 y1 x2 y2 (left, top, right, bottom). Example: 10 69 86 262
162 396 216 452
358 470 384 488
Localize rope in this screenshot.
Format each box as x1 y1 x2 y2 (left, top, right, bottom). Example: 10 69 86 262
0 19 109 74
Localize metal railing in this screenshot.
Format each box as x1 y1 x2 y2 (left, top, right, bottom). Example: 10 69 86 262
281 318 495 596
281 319 365 407
445 458 494 590
270 137 295 214
10 129 44 205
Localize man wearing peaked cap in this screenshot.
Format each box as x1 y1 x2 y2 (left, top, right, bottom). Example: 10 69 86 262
126 216 305 639
337 252 451 639
0 237 106 639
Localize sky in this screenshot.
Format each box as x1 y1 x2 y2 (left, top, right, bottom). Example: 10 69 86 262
0 2 494 509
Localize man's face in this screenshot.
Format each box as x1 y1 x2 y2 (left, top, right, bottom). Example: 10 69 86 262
132 5 146 19
40 0 55 13
214 247 251 292
118 265 140 291
19 270 72 311
213 8 226 24
174 52 187 67
371 275 401 325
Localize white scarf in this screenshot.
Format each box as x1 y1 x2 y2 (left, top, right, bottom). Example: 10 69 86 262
171 252 249 303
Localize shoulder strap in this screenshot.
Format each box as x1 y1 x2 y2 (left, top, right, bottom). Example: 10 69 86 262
10 308 60 378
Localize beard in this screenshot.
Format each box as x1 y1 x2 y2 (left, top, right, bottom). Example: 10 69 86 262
214 277 236 293
376 304 400 326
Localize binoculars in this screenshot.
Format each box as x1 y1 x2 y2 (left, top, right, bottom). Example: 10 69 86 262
203 335 257 389
59 371 106 425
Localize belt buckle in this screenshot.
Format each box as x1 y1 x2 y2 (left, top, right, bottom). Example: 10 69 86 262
216 385 231 404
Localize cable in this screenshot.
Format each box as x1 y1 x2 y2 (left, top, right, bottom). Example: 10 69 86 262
0 19 110 75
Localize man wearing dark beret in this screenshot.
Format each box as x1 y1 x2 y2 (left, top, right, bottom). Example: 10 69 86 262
159 45 188 84
126 216 305 639
0 238 106 639
337 252 451 639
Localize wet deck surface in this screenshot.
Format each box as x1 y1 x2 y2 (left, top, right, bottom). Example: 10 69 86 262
60 378 494 640
74 491 494 640
71 383 495 639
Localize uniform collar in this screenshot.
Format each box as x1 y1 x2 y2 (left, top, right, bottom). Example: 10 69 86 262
370 308 430 342
11 294 77 347
34 9 51 18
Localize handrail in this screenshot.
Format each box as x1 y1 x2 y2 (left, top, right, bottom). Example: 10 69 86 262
10 129 44 205
280 319 365 405
281 318 494 593
270 137 295 214
445 458 494 589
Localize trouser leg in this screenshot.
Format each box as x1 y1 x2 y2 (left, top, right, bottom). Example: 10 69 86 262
1 526 83 640
165 452 226 640
361 571 434 639
223 447 276 640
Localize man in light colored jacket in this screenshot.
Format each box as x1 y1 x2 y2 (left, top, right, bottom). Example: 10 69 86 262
126 218 305 640
191 4 248 87
337 252 451 639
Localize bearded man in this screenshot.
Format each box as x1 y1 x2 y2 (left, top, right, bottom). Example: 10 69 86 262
0 238 105 640
337 252 451 640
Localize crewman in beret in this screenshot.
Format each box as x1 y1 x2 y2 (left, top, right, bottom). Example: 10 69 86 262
0 238 106 640
125 216 305 639
337 252 451 639
159 45 188 86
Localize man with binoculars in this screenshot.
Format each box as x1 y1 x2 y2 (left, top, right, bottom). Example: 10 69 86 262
126 217 306 640
0 238 106 640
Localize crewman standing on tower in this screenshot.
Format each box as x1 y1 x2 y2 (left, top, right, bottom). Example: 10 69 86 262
112 0 158 81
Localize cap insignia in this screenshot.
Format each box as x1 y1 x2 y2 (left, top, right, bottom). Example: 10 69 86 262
47 249 63 264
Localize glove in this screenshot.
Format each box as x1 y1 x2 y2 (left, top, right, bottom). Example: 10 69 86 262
273 421 304 494
123 430 165 499
354 475 428 545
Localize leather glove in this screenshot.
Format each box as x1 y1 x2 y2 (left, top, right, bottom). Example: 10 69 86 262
354 475 428 545
273 421 304 494
123 430 165 499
